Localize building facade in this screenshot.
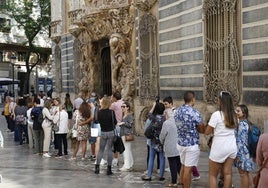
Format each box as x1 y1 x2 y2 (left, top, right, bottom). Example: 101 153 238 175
50 0 268 135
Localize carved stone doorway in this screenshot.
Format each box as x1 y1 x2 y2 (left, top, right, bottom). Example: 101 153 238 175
99 39 112 96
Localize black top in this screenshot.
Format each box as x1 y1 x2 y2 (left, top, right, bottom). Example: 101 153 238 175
98 109 117 132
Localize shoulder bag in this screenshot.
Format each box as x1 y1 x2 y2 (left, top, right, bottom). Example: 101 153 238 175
52 112 60 132
253 157 268 188
112 110 125 154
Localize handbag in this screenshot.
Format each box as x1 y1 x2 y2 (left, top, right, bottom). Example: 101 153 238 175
111 110 125 153
125 133 135 141
253 157 268 188
91 127 99 137
52 112 60 132
52 123 59 132
113 135 125 154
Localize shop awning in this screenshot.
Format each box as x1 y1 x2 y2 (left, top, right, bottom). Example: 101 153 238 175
0 78 20 85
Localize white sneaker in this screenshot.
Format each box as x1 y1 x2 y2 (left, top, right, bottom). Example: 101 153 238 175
112 158 118 167
192 176 200 181
100 158 107 166
119 167 131 172
42 153 51 158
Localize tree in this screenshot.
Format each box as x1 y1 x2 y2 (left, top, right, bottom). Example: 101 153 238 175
0 0 51 95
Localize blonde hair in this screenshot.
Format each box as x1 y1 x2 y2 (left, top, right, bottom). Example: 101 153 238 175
100 96 111 109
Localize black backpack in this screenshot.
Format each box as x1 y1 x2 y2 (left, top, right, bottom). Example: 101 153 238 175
32 107 43 130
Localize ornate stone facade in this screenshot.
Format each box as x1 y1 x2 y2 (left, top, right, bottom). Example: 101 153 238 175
68 1 135 102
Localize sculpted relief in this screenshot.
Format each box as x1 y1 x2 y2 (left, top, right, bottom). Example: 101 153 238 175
69 3 135 101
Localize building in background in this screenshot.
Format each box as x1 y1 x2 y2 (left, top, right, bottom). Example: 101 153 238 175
50 0 268 136
0 0 51 98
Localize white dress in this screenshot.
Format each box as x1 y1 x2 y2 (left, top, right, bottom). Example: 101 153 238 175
208 111 237 163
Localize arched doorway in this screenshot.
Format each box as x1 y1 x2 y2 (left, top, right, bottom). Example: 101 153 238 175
100 45 112 97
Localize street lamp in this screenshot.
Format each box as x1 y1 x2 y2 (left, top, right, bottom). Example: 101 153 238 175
10 54 16 97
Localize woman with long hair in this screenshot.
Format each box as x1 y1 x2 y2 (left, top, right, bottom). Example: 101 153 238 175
64 93 73 125
70 101 90 160
95 96 117 175
42 99 55 158
205 91 237 188
142 101 166 181
117 101 134 171
234 104 255 188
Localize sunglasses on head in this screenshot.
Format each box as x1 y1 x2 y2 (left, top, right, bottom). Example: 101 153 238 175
220 91 231 97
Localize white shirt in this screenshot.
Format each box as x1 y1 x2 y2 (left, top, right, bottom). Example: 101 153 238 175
27 108 33 124
54 110 69 134
208 111 237 163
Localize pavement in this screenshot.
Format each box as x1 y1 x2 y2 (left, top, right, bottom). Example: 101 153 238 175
0 106 242 188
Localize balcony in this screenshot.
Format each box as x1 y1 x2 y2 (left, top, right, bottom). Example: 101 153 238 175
50 20 62 43
68 0 130 29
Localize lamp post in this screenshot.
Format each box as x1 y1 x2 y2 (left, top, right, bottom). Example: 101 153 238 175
10 54 16 97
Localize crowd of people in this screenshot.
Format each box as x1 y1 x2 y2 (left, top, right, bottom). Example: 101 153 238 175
2 90 267 188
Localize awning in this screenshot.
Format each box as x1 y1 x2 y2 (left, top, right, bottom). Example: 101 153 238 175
0 78 20 85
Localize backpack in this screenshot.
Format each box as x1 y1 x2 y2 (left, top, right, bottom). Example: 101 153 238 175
144 122 157 139
37 111 44 126
15 114 26 125
32 107 44 130
247 122 261 158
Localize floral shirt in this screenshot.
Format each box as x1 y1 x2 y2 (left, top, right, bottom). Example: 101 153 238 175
234 119 255 171
174 104 202 147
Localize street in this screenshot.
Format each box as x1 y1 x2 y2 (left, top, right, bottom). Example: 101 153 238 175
0 106 242 188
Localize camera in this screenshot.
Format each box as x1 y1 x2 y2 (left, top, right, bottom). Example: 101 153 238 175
155 96 160 103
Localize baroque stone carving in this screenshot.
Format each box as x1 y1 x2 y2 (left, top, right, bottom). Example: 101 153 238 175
69 3 135 102
134 0 158 12
203 0 240 104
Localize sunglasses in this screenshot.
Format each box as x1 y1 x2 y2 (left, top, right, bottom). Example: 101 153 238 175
220 91 230 97
121 105 127 108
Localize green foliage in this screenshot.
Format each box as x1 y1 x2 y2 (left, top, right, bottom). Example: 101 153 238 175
1 0 51 94
3 0 51 43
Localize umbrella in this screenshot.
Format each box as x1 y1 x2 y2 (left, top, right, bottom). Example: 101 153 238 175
0 78 20 85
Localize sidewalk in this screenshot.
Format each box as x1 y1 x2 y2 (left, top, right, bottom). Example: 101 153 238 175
0 107 241 188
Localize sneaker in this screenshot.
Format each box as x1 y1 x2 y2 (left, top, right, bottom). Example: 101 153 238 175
100 158 107 166
90 155 96 161
81 157 85 161
55 155 63 159
167 183 178 187
144 170 148 174
165 167 170 172
119 167 131 172
159 177 165 181
42 153 51 158
192 175 200 181
142 176 152 181
112 158 118 167
43 153 51 158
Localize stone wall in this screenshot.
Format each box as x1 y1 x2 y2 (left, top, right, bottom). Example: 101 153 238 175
242 0 268 106
158 0 204 100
